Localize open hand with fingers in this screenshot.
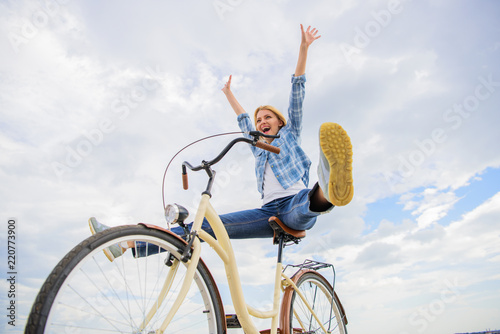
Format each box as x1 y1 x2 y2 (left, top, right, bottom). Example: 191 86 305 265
300 24 321 47
294 24 321 76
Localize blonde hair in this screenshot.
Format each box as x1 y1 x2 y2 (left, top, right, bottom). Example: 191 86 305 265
254 105 287 129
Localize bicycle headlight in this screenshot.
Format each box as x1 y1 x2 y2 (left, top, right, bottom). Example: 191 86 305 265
165 204 189 225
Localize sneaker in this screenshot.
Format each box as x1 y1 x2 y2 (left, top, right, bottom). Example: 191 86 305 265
88 217 110 235
317 123 354 206
88 217 124 262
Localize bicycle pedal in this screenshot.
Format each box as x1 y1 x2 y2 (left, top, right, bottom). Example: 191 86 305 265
225 314 242 328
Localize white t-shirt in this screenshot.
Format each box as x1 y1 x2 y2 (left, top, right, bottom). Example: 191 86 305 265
262 161 306 205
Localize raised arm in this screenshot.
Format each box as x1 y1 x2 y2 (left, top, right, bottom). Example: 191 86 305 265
221 75 246 116
294 24 321 77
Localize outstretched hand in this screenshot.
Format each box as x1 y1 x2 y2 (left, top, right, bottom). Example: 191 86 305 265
294 24 320 76
300 24 321 47
221 74 246 115
221 75 232 95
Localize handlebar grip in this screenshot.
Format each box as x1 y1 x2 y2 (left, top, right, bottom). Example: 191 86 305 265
256 141 280 154
182 173 189 190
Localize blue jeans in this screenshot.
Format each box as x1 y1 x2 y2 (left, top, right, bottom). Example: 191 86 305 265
133 185 333 257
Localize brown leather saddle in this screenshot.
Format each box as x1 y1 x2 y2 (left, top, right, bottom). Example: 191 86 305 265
268 216 306 245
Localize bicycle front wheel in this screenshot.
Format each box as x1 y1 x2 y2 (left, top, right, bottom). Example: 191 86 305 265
26 224 225 334
281 270 347 334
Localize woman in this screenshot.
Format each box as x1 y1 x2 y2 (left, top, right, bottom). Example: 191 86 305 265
89 24 353 260
204 24 353 236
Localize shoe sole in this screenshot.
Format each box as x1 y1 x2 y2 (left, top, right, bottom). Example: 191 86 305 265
319 123 354 206
88 217 116 262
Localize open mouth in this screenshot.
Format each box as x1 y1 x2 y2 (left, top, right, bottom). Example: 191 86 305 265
262 126 271 134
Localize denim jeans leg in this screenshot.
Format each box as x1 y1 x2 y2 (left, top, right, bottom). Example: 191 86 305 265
277 187 333 231
131 241 165 258
171 204 278 240
133 204 278 258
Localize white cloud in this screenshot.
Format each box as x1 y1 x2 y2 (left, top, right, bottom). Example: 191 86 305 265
400 188 461 229
321 191 500 333
1 0 499 333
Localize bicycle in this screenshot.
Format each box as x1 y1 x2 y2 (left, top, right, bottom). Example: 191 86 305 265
26 131 348 334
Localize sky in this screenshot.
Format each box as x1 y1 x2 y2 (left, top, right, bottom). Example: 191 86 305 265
1 0 499 333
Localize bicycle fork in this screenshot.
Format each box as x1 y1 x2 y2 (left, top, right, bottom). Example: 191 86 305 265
138 259 180 330
137 213 205 333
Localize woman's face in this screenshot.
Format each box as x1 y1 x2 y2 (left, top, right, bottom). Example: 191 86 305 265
256 109 284 142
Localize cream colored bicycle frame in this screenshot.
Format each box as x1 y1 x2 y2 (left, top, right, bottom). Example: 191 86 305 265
147 194 330 334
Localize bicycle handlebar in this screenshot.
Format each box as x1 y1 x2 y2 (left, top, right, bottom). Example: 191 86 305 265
182 168 189 190
182 131 280 193
247 130 280 140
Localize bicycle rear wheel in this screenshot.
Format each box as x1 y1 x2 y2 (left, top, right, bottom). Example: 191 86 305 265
281 270 347 334
26 224 225 334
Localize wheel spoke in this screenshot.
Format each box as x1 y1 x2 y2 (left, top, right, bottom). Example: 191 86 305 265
26 225 224 333
285 271 347 334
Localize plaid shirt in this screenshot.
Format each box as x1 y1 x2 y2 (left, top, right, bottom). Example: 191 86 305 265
238 74 311 197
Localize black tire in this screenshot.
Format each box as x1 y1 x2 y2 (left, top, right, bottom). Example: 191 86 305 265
26 224 225 333
281 270 347 334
